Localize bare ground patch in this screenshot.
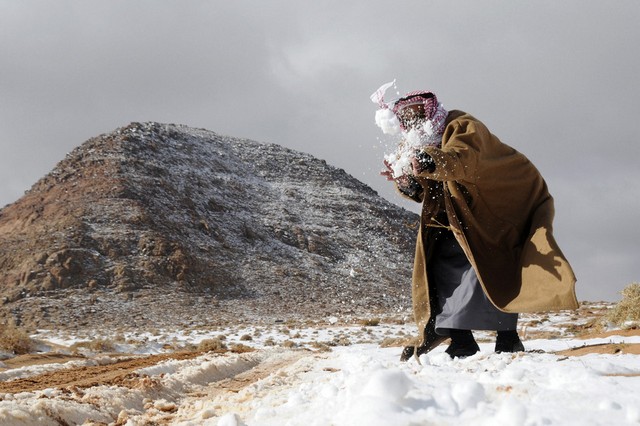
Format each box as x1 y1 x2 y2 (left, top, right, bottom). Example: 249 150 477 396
575 328 640 340
552 328 640 357
0 351 203 394
0 352 87 371
555 343 640 357
191 350 306 397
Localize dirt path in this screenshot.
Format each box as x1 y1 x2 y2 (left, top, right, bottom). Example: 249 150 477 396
578 328 640 340
158 350 310 424
555 329 640 357
556 343 640 357
1 353 86 370
191 350 306 397
0 351 203 394
0 348 310 425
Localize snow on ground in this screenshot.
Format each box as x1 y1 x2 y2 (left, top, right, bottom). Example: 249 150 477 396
170 338 640 426
1 308 640 425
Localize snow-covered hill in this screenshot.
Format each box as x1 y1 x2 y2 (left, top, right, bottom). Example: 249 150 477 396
0 122 417 330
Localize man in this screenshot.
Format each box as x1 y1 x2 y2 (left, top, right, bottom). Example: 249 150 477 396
376 89 578 360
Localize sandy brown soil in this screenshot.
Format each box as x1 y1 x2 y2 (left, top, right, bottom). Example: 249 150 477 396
556 343 640 357
0 349 306 398
554 329 640 357
576 328 640 340
1 352 86 370
0 351 203 394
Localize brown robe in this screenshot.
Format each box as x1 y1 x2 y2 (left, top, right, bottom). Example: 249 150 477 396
401 110 578 345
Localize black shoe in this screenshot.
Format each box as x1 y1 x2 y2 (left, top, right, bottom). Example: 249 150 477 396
495 330 525 353
445 329 479 358
400 317 448 361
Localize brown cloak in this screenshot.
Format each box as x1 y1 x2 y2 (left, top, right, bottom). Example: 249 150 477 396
402 110 578 345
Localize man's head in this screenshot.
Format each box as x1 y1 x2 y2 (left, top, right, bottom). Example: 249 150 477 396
395 103 425 130
392 91 438 131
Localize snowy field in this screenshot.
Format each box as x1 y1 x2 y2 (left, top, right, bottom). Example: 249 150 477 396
1 306 640 425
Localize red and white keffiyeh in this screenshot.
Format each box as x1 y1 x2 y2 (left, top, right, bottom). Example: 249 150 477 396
392 90 448 136
371 83 449 177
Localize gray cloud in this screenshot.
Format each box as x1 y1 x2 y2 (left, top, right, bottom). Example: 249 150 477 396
1 0 638 301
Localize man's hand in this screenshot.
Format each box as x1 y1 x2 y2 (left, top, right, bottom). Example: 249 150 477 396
381 160 422 198
411 150 436 174
381 159 395 181
395 175 414 191
381 160 413 189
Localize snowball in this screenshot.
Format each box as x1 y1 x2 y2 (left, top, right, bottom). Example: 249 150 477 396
374 109 400 135
451 380 486 411
361 369 411 403
382 128 432 178
404 128 429 148
384 151 411 178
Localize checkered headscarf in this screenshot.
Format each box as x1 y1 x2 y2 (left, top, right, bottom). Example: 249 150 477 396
392 91 448 135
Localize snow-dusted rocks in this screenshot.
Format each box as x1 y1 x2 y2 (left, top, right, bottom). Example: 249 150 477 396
0 122 418 330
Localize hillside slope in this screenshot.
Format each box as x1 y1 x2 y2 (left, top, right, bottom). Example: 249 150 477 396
0 122 418 330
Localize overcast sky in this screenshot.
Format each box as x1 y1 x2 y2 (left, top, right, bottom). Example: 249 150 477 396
1 1 638 302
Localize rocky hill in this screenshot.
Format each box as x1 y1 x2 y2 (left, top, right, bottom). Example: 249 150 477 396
0 122 419 331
